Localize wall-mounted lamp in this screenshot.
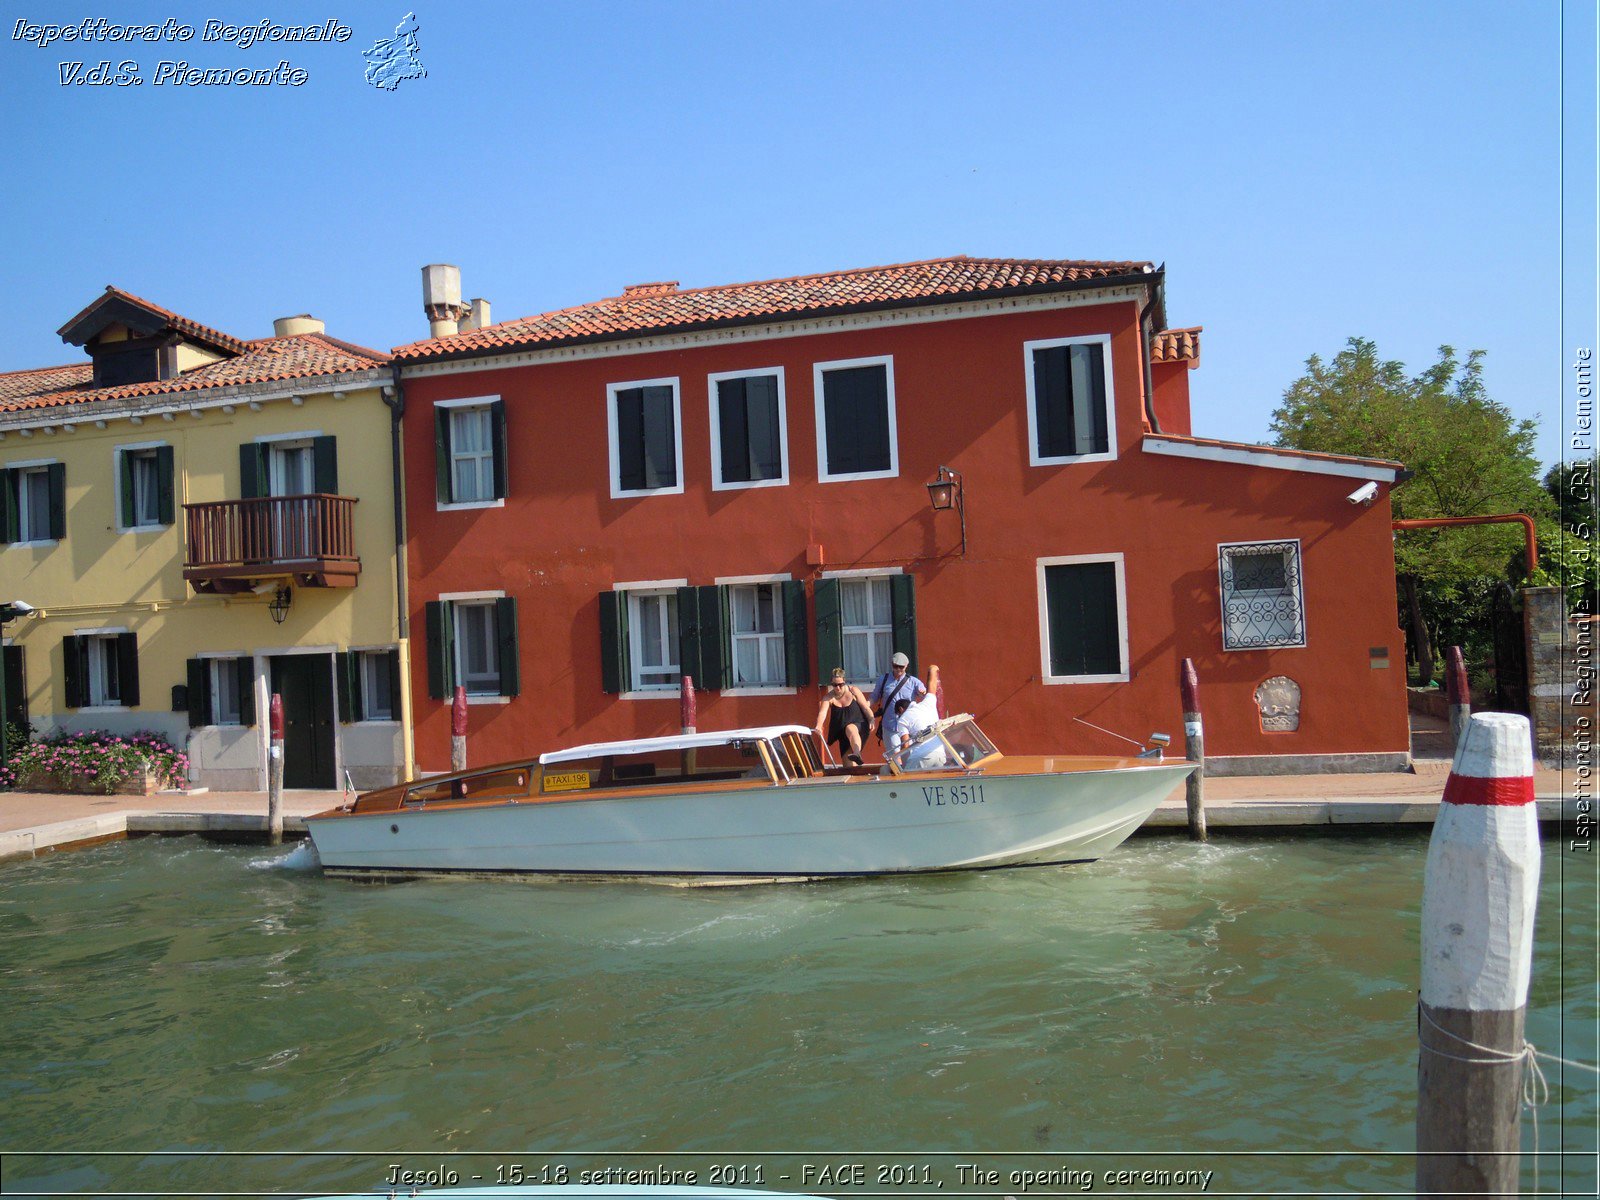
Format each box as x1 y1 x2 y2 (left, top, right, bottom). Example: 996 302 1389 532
925 465 967 557
267 585 292 625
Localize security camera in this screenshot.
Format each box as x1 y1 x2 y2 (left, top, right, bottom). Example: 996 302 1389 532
7 601 33 614
1347 481 1378 506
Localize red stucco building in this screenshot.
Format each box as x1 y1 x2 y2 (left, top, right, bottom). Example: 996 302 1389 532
392 256 1410 775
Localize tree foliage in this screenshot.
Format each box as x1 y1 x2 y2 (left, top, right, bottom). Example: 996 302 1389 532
1271 338 1552 683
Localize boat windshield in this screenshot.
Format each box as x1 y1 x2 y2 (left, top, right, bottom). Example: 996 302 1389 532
540 739 772 794
890 715 999 773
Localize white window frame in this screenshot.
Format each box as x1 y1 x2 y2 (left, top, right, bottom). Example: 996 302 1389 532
822 566 904 685
1035 552 1130 685
1023 333 1118 467
438 589 510 705
1218 539 1308 651
716 572 793 695
434 395 505 511
211 656 243 726
355 645 399 722
708 367 789 492
115 440 168 533
606 376 684 499
7 458 59 546
73 625 129 711
813 355 899 483
613 578 688 699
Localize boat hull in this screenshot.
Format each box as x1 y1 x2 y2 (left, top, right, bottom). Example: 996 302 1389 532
306 761 1193 883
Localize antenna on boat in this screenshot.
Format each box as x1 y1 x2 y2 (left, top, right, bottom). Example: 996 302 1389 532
1072 717 1171 760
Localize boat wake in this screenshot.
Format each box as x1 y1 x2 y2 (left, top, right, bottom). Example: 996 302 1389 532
250 842 322 873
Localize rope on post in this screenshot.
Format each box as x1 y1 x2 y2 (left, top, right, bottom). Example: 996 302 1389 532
1417 711 1540 1197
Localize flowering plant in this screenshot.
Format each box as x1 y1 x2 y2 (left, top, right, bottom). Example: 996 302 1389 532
9 729 189 794
0 721 32 790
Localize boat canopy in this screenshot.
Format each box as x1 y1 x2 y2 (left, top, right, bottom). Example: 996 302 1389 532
540 725 817 766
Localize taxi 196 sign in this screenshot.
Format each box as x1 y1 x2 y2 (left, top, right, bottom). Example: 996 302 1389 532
543 771 591 793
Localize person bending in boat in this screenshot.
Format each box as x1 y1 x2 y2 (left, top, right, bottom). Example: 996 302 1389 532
870 651 927 750
816 667 874 766
889 664 947 768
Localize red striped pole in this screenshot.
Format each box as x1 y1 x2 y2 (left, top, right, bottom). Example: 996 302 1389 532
1445 645 1471 750
1180 658 1206 842
1417 711 1541 1196
680 675 696 735
267 693 284 845
450 685 468 773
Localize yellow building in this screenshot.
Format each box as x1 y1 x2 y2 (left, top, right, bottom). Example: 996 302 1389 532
0 288 413 790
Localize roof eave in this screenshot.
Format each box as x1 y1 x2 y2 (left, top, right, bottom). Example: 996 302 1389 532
396 269 1158 366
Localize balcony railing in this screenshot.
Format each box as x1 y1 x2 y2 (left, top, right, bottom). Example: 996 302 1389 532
183 494 361 591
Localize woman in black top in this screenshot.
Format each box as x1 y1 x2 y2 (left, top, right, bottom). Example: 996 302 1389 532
814 667 874 765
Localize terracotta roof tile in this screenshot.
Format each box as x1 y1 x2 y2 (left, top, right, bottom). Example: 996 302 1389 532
1151 326 1201 364
0 333 391 417
395 255 1156 361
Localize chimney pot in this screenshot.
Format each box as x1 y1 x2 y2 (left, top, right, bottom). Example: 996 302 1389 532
459 298 492 333
272 315 325 337
422 263 467 337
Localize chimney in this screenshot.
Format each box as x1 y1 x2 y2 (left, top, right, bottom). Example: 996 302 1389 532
459 298 492 333
422 264 468 337
272 314 325 337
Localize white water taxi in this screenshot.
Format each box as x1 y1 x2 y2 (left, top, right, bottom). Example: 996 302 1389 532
305 715 1192 884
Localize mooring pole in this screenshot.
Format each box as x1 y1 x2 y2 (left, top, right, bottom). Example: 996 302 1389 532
267 693 284 845
680 674 696 734
1445 645 1471 750
1179 657 1207 842
1417 711 1541 1196
450 685 468 773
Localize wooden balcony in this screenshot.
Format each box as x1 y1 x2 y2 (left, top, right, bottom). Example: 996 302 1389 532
183 494 361 593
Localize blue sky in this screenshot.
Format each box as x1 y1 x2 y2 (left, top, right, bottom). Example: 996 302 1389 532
1 0 1593 465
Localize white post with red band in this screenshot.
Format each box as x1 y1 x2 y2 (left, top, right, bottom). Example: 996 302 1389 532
1417 711 1541 1197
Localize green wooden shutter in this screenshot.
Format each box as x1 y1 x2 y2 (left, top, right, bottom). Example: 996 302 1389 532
46 463 66 541
692 585 730 691
1045 562 1120 676
115 632 140 707
890 574 918 678
155 445 175 525
336 650 358 723
0 470 15 544
386 649 403 720
675 586 699 687
717 378 750 483
239 442 268 499
119 450 136 528
312 436 339 494
495 597 520 697
598 591 628 694
62 635 84 708
782 580 809 687
434 407 453 504
814 578 842 682
489 401 507 499
615 389 647 491
4 644 28 728
186 658 210 727
236 658 256 726
424 601 453 699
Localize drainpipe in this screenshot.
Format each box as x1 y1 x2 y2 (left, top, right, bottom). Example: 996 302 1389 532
384 364 409 638
1391 514 1539 579
1139 267 1165 434
384 363 416 781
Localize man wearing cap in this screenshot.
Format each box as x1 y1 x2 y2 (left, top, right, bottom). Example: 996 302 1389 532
870 652 927 749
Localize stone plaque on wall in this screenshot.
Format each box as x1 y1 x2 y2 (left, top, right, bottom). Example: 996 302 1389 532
1256 675 1301 732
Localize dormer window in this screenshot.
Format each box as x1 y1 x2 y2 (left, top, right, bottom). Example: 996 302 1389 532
57 287 245 390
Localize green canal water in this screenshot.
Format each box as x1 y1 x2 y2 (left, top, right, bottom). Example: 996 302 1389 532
0 834 1594 1198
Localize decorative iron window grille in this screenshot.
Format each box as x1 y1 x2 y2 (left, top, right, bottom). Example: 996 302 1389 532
1219 541 1306 650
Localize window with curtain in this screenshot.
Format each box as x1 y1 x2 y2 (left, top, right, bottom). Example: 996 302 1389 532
728 583 785 686
839 576 894 682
